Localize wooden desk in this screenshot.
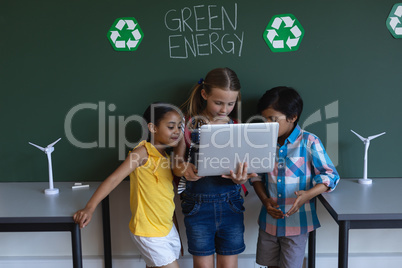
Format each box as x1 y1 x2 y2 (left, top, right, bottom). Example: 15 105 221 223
319 178 402 268
0 182 112 268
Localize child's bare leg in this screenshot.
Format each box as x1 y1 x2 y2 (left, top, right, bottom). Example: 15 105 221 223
162 260 180 268
216 254 237 268
146 260 180 268
193 255 214 268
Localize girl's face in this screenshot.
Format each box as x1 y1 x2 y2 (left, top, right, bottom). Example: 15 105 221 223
201 87 239 123
151 111 182 149
261 107 297 145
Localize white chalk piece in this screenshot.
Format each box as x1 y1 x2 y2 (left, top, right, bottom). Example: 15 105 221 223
72 184 89 189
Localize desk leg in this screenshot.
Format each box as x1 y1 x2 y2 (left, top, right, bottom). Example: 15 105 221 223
339 221 350 268
308 230 316 268
71 223 83 268
102 195 112 268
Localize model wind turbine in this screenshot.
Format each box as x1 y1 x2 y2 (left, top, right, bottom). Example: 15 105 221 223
351 130 386 185
29 138 61 194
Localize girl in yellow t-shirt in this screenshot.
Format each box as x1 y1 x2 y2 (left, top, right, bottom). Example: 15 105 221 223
74 103 183 268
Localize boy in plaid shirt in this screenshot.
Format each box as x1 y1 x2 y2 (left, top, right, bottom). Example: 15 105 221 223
250 86 340 268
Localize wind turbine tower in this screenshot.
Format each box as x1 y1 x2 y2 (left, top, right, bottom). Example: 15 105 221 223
351 130 386 185
29 138 61 194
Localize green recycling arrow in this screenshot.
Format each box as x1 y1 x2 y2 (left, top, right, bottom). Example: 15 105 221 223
263 14 304 53
387 4 402 38
107 17 144 51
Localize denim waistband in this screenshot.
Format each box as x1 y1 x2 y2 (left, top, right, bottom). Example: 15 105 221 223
181 187 241 203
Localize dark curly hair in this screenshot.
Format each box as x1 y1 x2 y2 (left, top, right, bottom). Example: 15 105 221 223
257 86 303 125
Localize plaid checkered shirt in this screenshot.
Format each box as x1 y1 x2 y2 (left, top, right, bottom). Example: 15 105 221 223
250 125 340 237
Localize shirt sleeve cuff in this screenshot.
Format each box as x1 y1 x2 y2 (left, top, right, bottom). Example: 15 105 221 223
249 175 262 184
313 175 339 192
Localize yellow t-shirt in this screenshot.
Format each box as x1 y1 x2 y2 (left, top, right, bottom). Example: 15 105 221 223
128 140 175 237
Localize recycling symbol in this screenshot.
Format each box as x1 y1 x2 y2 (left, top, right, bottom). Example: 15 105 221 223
107 17 144 51
263 14 304 52
387 3 402 38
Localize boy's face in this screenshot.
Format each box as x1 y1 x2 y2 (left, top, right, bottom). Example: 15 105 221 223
261 107 297 144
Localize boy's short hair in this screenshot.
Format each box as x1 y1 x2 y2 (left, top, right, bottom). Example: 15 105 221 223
257 86 303 125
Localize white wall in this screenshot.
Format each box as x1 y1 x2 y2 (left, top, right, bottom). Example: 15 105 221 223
1 181 402 267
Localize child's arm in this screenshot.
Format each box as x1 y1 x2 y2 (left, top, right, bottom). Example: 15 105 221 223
310 136 340 191
252 180 284 219
73 146 148 228
285 135 338 217
172 137 201 181
284 183 329 217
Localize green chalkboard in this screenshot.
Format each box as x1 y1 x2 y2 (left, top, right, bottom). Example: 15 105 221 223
1 0 401 182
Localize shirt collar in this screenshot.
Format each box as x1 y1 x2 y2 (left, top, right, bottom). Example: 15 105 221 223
285 124 301 144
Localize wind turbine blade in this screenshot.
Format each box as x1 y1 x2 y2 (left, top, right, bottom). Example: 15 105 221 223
368 132 386 141
351 130 366 142
29 142 45 151
48 138 61 148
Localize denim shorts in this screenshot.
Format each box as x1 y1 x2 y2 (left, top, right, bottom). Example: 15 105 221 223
181 189 246 256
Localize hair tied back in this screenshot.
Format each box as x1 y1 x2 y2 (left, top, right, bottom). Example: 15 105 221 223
198 78 204 84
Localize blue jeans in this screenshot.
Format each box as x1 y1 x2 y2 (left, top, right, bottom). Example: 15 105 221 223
181 189 246 256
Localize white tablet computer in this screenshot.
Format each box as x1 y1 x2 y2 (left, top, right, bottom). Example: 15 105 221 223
196 122 279 176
